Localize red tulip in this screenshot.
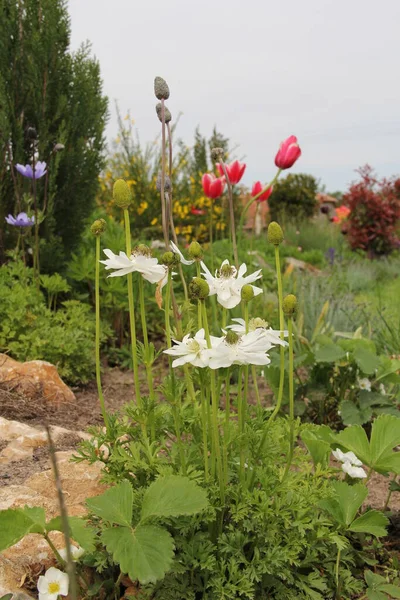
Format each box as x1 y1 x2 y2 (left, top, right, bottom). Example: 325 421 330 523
216 160 246 185
251 181 273 202
274 135 301 170
191 206 206 216
202 173 225 199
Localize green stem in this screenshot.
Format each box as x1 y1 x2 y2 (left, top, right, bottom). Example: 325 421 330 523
224 368 231 484
209 201 214 273
44 532 65 566
335 547 341 598
282 318 295 480
383 475 397 511
202 301 225 503
200 371 209 483
123 209 141 409
95 235 108 427
269 244 285 421
252 365 261 411
219 162 239 269
139 276 155 439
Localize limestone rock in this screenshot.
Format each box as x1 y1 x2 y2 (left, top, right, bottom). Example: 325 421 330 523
0 354 75 404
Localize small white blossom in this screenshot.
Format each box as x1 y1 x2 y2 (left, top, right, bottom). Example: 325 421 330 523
163 329 221 368
200 259 263 309
59 544 85 562
226 317 288 346
37 567 69 600
379 383 386 395
170 241 194 265
208 329 273 369
332 448 362 467
358 377 372 392
101 249 168 285
341 462 367 479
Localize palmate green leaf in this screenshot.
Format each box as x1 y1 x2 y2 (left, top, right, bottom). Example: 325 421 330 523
301 430 331 467
340 400 372 426
348 510 389 537
314 343 346 363
319 481 367 527
370 415 400 468
335 425 371 465
0 508 44 551
86 481 133 526
353 345 378 375
367 591 390 600
365 570 400 598
23 506 46 533
380 585 400 598
102 524 174 584
46 516 97 552
141 475 208 521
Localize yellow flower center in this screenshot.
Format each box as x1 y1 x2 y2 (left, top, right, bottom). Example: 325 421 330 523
187 340 201 353
48 582 61 594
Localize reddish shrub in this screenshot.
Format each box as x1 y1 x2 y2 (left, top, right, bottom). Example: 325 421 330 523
343 165 400 256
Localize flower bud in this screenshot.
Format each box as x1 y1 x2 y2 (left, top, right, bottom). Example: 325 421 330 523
156 172 172 192
134 244 152 257
267 221 284 245
225 330 239 345
161 251 180 268
188 277 210 300
188 241 203 260
53 143 65 152
90 218 107 236
154 76 170 100
282 294 297 317
210 147 225 162
156 102 172 123
26 126 37 140
241 284 254 302
113 179 132 209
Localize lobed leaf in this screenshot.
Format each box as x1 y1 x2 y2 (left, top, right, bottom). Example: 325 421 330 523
86 481 133 526
141 475 208 521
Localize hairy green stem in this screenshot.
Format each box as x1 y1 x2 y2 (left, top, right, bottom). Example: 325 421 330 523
269 244 285 421
123 209 141 408
203 301 225 503
282 317 295 480
200 371 209 482
219 162 238 269
139 276 156 439
224 368 231 484
383 475 398 511
95 235 108 427
335 547 341 598
252 365 261 411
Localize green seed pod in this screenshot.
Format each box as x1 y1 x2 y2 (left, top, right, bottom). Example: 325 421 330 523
241 284 254 302
210 147 225 161
267 221 284 245
188 241 203 260
90 218 107 236
161 251 180 268
188 277 210 300
156 102 172 123
219 263 234 278
113 179 132 209
282 294 297 317
225 330 239 345
154 76 170 100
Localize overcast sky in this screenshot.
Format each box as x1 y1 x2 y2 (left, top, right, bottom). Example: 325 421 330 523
68 0 400 192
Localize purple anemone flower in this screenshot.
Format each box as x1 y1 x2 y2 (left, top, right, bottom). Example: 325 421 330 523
5 212 35 227
15 161 47 180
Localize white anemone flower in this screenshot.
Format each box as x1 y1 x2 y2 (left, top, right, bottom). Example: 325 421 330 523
358 377 372 392
59 544 85 562
101 249 168 285
332 448 362 467
226 317 288 346
170 241 194 265
37 567 69 600
208 329 273 369
163 328 222 368
332 448 367 479
341 462 367 479
200 259 263 309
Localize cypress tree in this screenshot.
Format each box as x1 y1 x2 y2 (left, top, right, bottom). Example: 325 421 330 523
0 0 108 269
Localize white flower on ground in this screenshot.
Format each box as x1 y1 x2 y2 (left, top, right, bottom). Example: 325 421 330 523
170 241 194 265
332 448 362 466
341 462 367 479
226 317 288 346
59 544 85 562
200 259 263 309
163 328 222 368
101 249 168 285
358 377 372 392
37 567 69 600
332 447 367 479
208 329 273 369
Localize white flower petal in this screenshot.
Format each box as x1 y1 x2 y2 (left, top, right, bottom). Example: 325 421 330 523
170 241 195 265
342 462 367 479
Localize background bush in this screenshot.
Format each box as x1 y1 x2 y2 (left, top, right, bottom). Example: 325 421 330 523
268 173 319 221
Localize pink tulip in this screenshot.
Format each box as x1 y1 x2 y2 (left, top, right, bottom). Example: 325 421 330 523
216 160 246 185
251 181 273 203
274 135 301 170
191 206 206 216
202 173 225 199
